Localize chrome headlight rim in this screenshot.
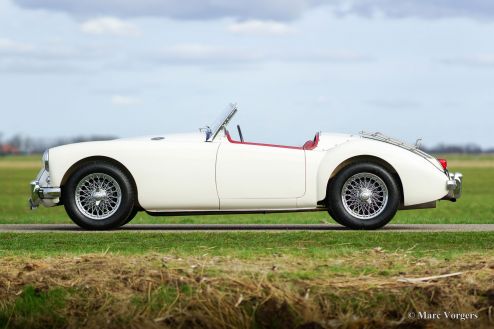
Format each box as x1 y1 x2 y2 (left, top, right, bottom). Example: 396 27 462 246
42 150 49 171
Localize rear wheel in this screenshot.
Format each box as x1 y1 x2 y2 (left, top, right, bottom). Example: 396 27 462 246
327 162 400 230
63 162 136 230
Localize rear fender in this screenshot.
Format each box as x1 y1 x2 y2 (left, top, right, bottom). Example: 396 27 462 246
317 139 448 206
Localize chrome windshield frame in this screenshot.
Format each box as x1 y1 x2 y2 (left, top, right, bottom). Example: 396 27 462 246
208 103 238 141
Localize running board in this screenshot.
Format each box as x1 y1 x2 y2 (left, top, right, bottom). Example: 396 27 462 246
146 207 328 217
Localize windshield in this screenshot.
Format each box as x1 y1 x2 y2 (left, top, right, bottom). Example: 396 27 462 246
208 103 238 141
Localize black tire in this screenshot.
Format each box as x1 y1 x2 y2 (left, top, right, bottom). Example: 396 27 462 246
327 162 400 230
63 162 136 230
121 207 139 226
326 197 346 226
328 208 346 226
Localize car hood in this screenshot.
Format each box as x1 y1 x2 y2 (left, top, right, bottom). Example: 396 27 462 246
117 132 206 143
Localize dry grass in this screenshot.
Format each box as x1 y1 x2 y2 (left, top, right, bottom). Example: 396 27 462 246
448 160 494 168
0 161 40 169
0 252 493 329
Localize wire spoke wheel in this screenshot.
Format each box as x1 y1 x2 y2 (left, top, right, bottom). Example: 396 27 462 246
341 172 389 220
75 173 122 220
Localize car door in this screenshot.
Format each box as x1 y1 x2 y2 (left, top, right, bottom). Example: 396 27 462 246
123 137 221 211
216 137 306 209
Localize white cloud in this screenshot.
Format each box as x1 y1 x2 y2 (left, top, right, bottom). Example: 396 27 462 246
315 95 330 104
111 95 141 106
285 49 373 62
0 38 99 74
81 17 140 37
332 0 494 20
0 38 34 54
153 43 371 66
14 0 322 21
156 43 263 64
440 54 494 67
366 99 421 109
14 0 494 21
228 20 295 35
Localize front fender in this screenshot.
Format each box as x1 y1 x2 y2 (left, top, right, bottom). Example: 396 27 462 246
316 139 449 206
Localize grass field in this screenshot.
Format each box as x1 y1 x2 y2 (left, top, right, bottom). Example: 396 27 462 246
0 155 493 328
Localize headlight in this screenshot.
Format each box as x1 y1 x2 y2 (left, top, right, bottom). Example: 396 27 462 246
42 150 49 171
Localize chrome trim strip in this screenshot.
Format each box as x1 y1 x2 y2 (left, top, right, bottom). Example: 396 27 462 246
360 131 435 160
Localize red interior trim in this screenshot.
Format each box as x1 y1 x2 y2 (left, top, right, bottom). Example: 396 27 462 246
225 131 319 150
303 132 320 150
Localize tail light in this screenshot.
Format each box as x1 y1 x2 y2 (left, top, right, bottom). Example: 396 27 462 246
438 158 448 170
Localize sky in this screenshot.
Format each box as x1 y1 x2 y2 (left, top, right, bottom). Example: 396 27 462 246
1 0 493 148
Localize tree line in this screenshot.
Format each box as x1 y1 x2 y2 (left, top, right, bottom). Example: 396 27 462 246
0 132 492 155
0 133 117 155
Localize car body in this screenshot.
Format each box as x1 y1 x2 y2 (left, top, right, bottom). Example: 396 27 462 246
29 104 463 230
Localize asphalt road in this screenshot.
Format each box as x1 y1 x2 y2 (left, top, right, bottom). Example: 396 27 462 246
0 224 493 232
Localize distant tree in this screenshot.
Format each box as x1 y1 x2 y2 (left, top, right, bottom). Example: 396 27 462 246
7 134 23 150
1 134 116 154
421 143 483 154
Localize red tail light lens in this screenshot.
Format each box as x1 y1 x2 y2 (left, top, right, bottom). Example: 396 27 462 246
438 159 448 170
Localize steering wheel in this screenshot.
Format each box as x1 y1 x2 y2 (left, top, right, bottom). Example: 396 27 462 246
237 125 244 142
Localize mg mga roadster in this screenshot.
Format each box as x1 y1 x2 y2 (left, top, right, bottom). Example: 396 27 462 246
29 104 462 230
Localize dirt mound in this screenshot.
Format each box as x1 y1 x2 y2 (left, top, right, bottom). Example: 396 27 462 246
0 254 492 329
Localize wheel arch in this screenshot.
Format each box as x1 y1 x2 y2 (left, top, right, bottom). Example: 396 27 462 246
323 155 404 205
60 156 141 209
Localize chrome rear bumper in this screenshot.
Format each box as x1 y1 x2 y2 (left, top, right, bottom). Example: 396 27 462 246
444 172 463 201
29 169 61 209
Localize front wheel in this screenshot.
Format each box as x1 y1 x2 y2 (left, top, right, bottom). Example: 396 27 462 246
63 162 136 230
327 163 400 230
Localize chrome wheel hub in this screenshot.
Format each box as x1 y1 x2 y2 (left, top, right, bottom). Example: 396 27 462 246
341 173 388 220
92 190 107 203
75 173 122 220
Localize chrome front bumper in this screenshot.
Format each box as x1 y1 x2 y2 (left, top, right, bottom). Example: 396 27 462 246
29 169 61 209
445 172 463 201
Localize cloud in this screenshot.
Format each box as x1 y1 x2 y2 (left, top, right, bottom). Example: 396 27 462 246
284 49 373 62
0 38 101 60
332 0 494 20
154 43 263 65
152 43 372 66
228 20 295 36
366 99 421 110
0 36 371 74
0 38 34 54
81 17 141 37
315 96 330 105
0 38 104 74
0 59 84 74
13 0 494 21
111 95 141 106
439 54 494 67
13 0 322 21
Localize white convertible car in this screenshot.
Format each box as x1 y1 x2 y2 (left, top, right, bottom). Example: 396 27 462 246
29 104 462 230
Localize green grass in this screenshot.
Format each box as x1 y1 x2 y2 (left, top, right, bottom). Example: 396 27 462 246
0 231 492 258
0 286 68 329
0 155 40 162
1 156 493 224
433 153 494 161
